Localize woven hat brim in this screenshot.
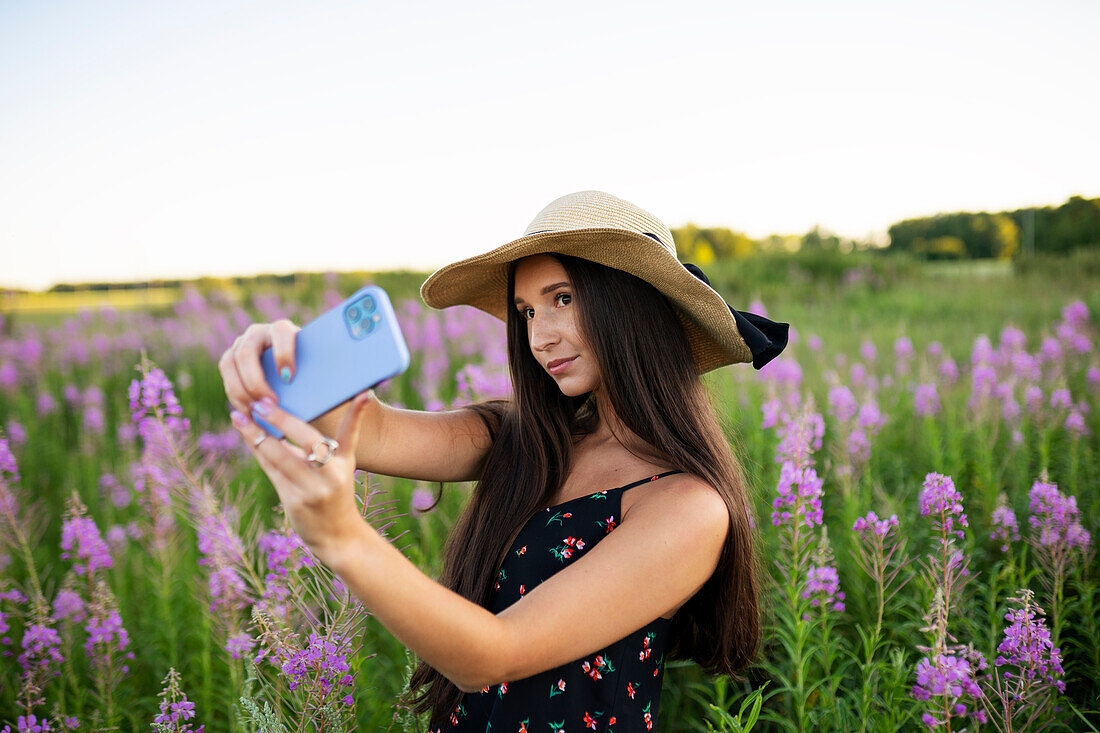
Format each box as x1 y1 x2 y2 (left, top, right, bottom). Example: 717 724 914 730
420 228 754 373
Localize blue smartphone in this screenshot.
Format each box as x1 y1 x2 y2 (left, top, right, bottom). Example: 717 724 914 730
250 284 411 439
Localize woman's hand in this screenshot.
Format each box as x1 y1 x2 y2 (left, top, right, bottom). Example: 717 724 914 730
218 319 301 416
229 390 375 567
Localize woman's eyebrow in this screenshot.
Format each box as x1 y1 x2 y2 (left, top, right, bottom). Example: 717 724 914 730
513 281 571 306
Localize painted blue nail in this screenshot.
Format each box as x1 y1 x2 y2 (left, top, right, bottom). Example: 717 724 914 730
280 366 292 383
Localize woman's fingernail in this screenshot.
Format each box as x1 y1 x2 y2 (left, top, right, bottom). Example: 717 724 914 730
230 410 248 427
253 397 276 416
280 366 292 383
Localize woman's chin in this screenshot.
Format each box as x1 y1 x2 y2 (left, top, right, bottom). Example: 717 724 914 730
554 379 596 398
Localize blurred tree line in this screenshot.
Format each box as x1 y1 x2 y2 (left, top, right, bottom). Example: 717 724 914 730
671 224 870 265
885 194 1100 260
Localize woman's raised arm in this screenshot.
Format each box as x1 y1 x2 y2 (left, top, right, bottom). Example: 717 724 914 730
310 398 492 483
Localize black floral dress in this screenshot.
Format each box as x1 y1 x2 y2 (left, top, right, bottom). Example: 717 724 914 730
430 470 684 733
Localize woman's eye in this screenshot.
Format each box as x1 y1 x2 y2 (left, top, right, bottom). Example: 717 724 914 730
519 294 568 320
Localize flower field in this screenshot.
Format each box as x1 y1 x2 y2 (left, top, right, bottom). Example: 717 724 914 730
0 264 1097 732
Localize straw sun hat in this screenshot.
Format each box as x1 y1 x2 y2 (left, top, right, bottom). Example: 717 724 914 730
420 190 789 374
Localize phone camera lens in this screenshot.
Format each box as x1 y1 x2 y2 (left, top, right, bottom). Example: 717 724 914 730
347 306 360 321
361 295 376 314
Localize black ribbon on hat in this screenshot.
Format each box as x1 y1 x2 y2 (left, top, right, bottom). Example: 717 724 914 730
682 262 790 370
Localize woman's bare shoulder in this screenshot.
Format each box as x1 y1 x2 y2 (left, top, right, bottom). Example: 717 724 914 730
623 470 730 527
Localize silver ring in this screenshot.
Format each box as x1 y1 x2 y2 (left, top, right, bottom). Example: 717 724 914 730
306 436 339 467
252 433 269 448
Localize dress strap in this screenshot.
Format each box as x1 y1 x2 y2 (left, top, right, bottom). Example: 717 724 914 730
616 469 684 492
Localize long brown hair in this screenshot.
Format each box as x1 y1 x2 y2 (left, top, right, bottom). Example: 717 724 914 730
399 254 762 727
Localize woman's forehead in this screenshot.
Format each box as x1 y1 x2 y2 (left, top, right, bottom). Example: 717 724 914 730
513 253 568 285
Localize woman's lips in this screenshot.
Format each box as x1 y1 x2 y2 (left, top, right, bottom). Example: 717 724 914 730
548 356 578 374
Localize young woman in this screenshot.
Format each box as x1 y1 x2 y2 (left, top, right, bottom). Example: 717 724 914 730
219 191 789 731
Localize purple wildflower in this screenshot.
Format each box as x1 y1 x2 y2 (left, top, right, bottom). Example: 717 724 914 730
0 436 19 485
851 509 909 637
827 385 858 423
1028 479 1091 553
225 631 257 660
79 576 135 692
990 494 1020 553
51 587 86 625
256 528 316 620
35 392 57 418
980 588 1067 729
411 487 436 515
5 422 25 447
773 406 825 468
128 364 190 446
771 460 824 529
918 472 968 540
938 357 958 385
1064 410 1088 439
153 667 205 732
802 565 845 614
17 623 65 709
99 473 131 509
913 383 941 417
59 516 113 577
911 647 989 728
1049 388 1072 411
279 631 356 704
258 528 316 578
996 590 1065 693
0 714 53 732
853 510 899 539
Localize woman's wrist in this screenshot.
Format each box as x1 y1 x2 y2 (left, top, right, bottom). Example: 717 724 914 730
317 516 377 576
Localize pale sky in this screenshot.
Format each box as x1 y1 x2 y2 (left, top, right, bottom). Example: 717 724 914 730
2 0 1098 291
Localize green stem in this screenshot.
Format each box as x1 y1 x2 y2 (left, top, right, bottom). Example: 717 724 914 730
158 549 179 669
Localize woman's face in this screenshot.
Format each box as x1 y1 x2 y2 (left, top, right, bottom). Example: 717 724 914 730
512 254 601 397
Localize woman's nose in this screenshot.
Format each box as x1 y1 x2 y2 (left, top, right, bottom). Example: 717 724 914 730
530 314 561 351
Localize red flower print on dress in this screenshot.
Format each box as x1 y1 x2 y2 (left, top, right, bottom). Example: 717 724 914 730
518 719 530 733
626 681 640 699
448 702 466 726
519 584 526 596
550 536 584 562
583 711 602 729
639 632 655 660
596 515 617 534
580 653 616 681
549 720 566 733
494 566 507 591
643 700 654 730
548 677 566 698
479 684 490 694
563 512 572 518
515 544 526 557
497 681 508 697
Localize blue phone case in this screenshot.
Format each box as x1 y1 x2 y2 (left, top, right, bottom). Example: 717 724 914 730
250 285 410 439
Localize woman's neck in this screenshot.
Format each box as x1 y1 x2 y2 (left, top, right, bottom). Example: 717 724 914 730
587 389 647 453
